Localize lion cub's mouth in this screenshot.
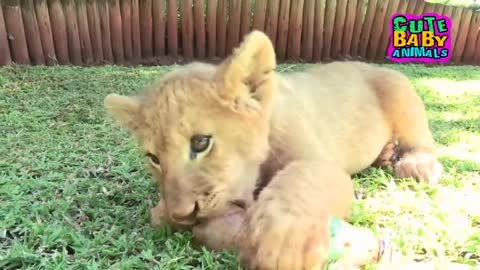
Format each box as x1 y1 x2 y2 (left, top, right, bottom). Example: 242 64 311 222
230 200 247 210
194 200 247 226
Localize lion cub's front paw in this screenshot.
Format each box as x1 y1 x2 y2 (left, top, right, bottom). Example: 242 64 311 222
192 203 246 252
150 200 167 228
394 151 443 185
240 209 330 270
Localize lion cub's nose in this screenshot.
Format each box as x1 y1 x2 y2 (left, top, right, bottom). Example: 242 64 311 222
170 201 199 222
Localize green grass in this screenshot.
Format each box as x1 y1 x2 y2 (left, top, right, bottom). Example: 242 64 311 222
1 63 479 269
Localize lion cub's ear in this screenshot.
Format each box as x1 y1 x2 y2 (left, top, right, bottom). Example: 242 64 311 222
104 94 141 130
215 31 277 112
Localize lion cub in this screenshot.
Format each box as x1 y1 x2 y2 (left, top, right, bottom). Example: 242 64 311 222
104 31 442 269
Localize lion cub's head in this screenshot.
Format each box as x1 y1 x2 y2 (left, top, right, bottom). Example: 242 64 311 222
104 31 277 224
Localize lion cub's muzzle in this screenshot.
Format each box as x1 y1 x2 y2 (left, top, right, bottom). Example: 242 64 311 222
168 201 199 225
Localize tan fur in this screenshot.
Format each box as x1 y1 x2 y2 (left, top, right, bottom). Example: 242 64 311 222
105 31 442 269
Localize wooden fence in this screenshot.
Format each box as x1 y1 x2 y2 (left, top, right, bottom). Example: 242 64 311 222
0 0 479 66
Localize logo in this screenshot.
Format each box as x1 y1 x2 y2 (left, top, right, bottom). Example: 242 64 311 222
388 13 452 63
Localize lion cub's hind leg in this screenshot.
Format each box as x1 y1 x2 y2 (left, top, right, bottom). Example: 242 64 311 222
369 67 443 184
372 142 399 168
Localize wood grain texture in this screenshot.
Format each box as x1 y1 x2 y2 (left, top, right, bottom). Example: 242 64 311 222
98 0 113 63
140 0 153 58
277 0 290 60
341 0 358 57
0 5 12 65
350 0 366 57
313 0 325 61
110 0 124 63
121 0 133 60
4 1 30 64
35 0 56 65
76 0 94 64
206 0 217 58
21 0 45 64
240 0 252 39
87 0 104 63
451 8 472 63
153 0 166 56
216 0 227 57
131 0 141 60
167 0 178 56
331 0 347 59
287 0 304 60
226 0 242 54
193 0 206 58
322 0 336 60
253 0 267 31
64 0 83 65
181 0 194 59
265 0 280 48
358 0 377 58
301 0 315 61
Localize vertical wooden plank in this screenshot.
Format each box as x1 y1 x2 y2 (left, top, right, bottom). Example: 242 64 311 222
240 0 252 39
87 0 104 63
312 0 325 62
277 0 290 60
397 0 410 16
331 0 348 59
35 0 56 65
131 0 141 60
226 0 242 54
216 0 227 57
153 0 166 57
475 34 480 65
358 0 377 58
0 5 12 65
462 11 480 64
193 0 205 58
98 0 114 63
253 0 267 31
167 0 178 57
365 0 388 60
287 0 304 61
4 0 30 64
77 0 94 64
64 0 83 65
449 7 464 59
376 0 401 61
21 0 45 64
322 0 336 60
140 0 153 58
121 0 133 60
422 1 435 13
442 5 454 21
406 0 417 14
350 0 366 57
206 0 217 58
109 0 124 63
433 3 445 15
265 0 280 48
181 0 194 59
451 8 472 63
413 0 426 15
341 0 358 57
301 0 315 61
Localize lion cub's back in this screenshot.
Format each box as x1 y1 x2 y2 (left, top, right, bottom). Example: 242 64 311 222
273 62 392 174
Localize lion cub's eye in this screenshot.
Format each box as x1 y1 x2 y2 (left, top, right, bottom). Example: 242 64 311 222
146 153 160 165
190 134 212 156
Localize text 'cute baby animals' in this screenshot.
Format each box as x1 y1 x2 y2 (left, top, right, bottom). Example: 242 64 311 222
388 13 452 63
